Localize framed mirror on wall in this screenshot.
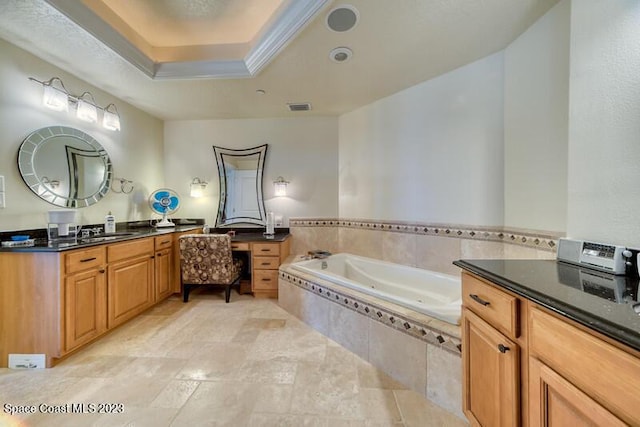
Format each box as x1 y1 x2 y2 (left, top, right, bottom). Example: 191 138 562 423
213 144 267 226
17 126 113 208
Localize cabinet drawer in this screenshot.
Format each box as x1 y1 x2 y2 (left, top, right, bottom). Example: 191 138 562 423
529 306 640 426
108 238 154 263
462 273 519 338
252 243 280 256
231 242 250 251
154 235 173 251
65 247 106 275
253 270 279 290
253 256 280 269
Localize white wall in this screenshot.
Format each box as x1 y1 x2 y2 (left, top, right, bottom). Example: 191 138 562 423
504 0 570 233
339 52 505 226
0 38 165 232
566 0 640 247
163 117 339 226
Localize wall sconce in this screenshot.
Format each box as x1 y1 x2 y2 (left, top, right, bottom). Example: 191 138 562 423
41 176 60 189
190 178 207 198
29 76 121 131
274 176 289 197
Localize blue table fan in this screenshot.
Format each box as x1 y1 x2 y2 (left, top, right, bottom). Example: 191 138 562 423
149 188 180 228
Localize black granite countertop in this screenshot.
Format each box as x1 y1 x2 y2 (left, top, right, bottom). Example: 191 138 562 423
227 232 290 243
0 225 202 252
454 259 640 352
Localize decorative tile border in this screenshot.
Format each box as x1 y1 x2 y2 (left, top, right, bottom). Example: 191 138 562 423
280 269 462 356
290 217 563 252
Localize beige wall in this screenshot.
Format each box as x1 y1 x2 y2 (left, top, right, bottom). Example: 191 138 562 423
163 117 339 226
567 0 640 247
504 0 570 233
0 38 164 232
338 52 505 226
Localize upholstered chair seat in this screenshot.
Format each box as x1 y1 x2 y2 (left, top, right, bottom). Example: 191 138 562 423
179 234 242 303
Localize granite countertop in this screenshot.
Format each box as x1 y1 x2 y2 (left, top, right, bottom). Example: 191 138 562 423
0 225 203 252
454 259 640 352
228 232 290 243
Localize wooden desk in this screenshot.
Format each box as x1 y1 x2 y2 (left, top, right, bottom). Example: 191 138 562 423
229 233 291 298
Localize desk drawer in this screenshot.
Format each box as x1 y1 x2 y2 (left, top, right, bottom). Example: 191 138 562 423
231 242 250 251
65 247 106 275
254 256 279 269
462 272 519 338
253 270 278 290
252 243 280 256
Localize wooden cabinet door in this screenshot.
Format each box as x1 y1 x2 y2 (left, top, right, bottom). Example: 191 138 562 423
463 307 520 427
64 268 107 352
107 255 154 328
155 247 173 301
529 357 626 427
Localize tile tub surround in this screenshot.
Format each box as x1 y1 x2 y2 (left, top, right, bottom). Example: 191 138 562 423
0 295 467 427
290 218 561 275
279 264 465 419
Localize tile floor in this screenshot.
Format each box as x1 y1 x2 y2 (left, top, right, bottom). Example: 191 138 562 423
0 291 467 426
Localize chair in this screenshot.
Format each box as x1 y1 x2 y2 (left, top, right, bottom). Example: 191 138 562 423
179 234 242 303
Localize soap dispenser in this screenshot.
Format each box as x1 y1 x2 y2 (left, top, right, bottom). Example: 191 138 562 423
105 211 116 233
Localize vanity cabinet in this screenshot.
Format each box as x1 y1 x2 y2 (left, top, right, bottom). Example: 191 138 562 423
461 271 640 427
107 238 155 328
0 229 201 368
528 306 640 426
251 239 290 298
154 235 174 301
462 273 522 426
63 246 107 352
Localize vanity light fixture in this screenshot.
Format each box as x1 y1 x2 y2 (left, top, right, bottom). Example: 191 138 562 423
274 176 289 197
76 92 98 123
190 178 208 198
102 104 121 131
41 77 69 112
29 77 121 131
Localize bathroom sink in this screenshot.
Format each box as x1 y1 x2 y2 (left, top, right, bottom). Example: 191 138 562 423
79 231 142 243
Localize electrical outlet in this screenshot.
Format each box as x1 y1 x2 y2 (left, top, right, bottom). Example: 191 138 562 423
0 175 4 192
8 354 45 369
0 192 4 209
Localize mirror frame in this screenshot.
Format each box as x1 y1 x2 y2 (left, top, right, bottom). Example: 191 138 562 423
17 126 113 208
213 144 267 226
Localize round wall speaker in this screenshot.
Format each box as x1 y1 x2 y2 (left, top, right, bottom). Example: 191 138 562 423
326 5 359 32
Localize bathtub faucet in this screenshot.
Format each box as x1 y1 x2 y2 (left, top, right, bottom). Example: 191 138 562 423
321 261 328 270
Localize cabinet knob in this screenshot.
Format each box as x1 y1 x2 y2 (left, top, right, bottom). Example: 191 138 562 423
470 294 490 306
498 344 510 353
99 269 105 274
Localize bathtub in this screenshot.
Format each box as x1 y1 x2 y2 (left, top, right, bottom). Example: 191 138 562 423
290 253 461 325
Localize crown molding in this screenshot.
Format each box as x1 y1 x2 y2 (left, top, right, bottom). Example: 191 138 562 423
45 0 329 80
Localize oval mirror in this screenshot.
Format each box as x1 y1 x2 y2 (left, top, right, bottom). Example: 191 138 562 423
213 144 267 226
17 126 113 208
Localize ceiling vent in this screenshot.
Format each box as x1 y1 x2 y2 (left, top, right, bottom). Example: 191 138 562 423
287 103 312 112
326 5 359 32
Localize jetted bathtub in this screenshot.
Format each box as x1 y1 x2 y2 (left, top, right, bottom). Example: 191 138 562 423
291 253 461 324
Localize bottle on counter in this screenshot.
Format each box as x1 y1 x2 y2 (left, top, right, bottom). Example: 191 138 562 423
105 211 116 233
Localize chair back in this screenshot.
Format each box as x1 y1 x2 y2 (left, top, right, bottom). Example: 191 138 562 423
179 234 235 284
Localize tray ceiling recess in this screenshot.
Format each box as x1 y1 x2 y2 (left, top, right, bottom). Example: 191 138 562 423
44 0 329 80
